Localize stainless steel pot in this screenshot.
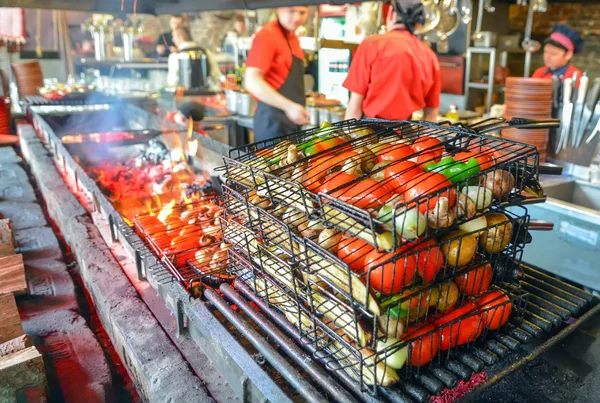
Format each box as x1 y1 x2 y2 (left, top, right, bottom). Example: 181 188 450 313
318 107 331 126
307 106 319 127
237 92 256 117
225 90 238 113
329 107 346 123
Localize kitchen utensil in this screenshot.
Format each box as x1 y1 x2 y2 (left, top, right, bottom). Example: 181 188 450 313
225 90 238 113
571 73 588 147
577 78 600 144
585 105 600 144
473 31 497 47
551 75 561 116
237 92 256 117
556 78 573 153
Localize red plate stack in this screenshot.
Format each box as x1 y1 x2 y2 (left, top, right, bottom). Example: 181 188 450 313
0 98 10 135
503 77 553 162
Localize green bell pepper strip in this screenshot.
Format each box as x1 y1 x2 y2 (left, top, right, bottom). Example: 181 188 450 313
424 156 481 184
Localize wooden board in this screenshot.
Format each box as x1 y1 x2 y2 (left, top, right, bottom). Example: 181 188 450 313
0 254 27 295
0 346 47 403
0 219 15 258
0 293 24 344
0 335 33 357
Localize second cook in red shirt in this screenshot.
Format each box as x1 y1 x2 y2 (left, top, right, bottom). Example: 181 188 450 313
343 0 441 122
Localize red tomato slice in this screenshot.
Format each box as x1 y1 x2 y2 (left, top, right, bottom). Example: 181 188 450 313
305 151 359 192
337 237 375 274
364 249 417 295
454 151 494 171
383 161 423 193
476 290 512 330
455 262 493 296
404 324 440 367
321 173 391 209
411 239 444 283
412 136 444 165
403 171 456 213
378 144 413 162
434 302 484 351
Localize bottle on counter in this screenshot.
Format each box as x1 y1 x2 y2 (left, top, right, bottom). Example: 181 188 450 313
446 103 459 121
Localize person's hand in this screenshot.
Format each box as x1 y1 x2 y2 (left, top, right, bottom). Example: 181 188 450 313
156 44 166 55
170 46 178 53
285 103 311 126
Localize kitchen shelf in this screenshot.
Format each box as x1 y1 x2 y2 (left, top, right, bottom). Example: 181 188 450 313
464 47 497 113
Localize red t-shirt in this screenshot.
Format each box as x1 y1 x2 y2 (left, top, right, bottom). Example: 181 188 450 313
246 20 305 91
343 30 441 120
532 64 582 87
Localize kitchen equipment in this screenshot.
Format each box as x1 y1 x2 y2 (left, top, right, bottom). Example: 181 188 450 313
28 102 600 403
177 47 212 91
571 73 589 147
577 78 600 144
473 31 497 47
556 78 573 153
329 106 346 123
551 75 561 118
504 77 553 161
585 107 600 144
498 34 521 50
317 107 331 126
225 90 238 114
307 105 319 127
237 91 256 117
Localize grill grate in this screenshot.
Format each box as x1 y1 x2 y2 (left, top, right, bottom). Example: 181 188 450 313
132 197 231 296
218 249 597 402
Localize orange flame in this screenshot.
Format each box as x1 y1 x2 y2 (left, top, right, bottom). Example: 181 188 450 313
157 199 176 223
187 117 194 140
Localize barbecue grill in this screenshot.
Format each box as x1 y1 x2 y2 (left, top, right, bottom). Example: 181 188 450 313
26 104 600 403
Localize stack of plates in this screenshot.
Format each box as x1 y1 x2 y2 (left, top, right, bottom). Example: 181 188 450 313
0 99 10 135
503 77 553 162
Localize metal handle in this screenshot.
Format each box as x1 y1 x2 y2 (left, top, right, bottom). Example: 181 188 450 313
585 78 600 110
563 78 573 104
529 220 554 231
506 117 561 130
576 74 589 104
538 164 563 175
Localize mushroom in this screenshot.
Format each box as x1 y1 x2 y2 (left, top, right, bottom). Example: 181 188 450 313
427 197 456 229
456 192 476 219
481 169 516 200
370 161 392 182
355 146 378 173
341 154 364 176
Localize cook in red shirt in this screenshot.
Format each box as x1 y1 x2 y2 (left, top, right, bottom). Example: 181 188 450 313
532 24 584 84
343 0 441 122
244 7 310 142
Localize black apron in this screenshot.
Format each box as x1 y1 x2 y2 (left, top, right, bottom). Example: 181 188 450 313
253 21 305 143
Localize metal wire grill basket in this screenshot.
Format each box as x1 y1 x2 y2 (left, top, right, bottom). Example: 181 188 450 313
222 118 550 252
227 239 530 395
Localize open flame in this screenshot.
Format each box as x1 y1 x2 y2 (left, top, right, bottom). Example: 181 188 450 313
157 198 176 223
170 149 184 164
188 139 198 156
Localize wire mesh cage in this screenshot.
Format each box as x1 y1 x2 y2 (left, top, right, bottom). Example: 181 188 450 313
226 236 530 395
222 118 543 252
221 181 531 394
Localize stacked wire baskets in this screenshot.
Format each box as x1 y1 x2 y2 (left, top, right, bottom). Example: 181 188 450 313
220 119 536 394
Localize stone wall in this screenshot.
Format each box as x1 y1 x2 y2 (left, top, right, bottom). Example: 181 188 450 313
509 3 600 77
